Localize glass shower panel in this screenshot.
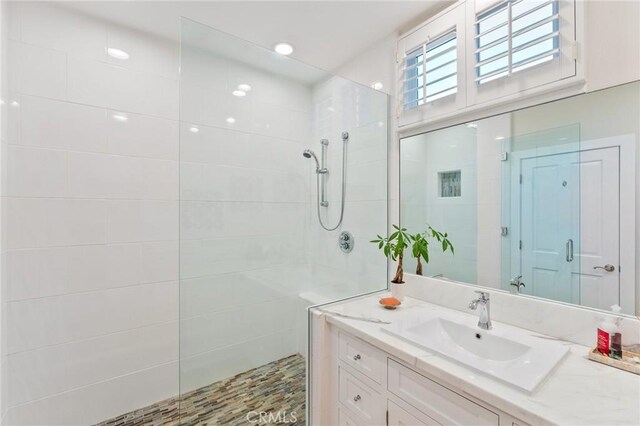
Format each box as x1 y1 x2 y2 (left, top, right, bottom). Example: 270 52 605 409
501 125 582 306
179 18 387 424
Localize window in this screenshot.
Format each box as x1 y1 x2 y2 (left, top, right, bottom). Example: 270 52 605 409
403 31 458 109
475 0 560 84
439 170 462 197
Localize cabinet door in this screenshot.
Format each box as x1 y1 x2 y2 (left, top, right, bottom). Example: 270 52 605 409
339 332 386 384
339 368 385 424
388 360 499 426
388 400 441 426
339 407 362 426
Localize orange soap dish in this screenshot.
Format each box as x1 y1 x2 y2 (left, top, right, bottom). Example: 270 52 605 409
379 297 401 310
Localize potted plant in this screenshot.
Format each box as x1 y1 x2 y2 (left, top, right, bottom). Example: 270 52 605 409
372 225 455 301
411 225 455 276
371 225 411 301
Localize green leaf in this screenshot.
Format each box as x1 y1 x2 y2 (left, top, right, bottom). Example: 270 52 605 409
420 246 429 262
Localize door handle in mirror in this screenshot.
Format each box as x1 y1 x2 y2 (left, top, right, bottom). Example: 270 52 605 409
593 264 615 272
566 239 573 262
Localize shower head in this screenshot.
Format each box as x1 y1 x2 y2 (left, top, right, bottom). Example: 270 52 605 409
303 149 320 171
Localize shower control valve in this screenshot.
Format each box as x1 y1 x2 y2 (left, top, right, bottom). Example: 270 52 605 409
339 231 354 253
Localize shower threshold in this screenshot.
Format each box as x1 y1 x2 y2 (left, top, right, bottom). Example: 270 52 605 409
95 354 305 426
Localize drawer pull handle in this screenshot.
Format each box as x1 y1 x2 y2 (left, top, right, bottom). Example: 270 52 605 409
353 354 361 361
353 395 361 402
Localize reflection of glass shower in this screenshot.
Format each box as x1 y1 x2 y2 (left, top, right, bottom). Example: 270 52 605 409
178 18 387 423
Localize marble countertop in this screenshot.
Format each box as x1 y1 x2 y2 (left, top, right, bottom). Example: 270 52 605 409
316 293 640 426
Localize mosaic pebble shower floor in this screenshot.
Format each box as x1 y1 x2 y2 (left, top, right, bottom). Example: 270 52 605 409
95 354 306 426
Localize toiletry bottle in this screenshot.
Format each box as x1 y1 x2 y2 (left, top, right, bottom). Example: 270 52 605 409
610 305 623 360
597 313 615 356
597 305 623 358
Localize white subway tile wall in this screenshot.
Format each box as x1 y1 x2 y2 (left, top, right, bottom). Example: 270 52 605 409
2 3 180 424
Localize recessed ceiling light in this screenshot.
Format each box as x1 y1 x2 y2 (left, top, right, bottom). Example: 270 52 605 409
495 136 505 140
10 100 19 107
112 114 128 122
370 81 383 91
467 123 478 128
189 126 199 133
226 117 236 124
238 84 252 92
232 90 246 97
273 42 293 56
107 48 130 60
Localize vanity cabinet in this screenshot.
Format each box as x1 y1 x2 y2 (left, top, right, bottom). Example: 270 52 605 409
321 330 530 426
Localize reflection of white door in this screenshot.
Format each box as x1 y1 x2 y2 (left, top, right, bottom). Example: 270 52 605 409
575 148 620 310
514 145 623 310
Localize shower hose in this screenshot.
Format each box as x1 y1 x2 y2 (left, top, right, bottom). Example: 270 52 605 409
315 138 347 231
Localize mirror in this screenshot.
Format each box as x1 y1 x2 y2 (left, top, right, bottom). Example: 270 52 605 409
401 81 640 316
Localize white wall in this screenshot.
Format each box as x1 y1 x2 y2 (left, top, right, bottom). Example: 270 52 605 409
2 3 180 424
584 1 640 93
0 0 7 421
305 76 388 298
333 34 400 282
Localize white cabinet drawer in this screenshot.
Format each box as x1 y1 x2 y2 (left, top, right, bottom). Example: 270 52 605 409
339 367 385 424
339 332 385 384
339 406 362 426
388 360 499 426
388 400 441 426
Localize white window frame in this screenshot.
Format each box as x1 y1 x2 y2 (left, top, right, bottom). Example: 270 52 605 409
398 3 467 127
466 0 576 106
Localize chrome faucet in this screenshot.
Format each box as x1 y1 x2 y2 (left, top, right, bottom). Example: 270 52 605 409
509 275 525 294
468 291 492 330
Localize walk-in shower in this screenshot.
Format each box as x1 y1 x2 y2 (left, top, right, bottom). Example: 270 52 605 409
304 132 349 231
177 17 388 426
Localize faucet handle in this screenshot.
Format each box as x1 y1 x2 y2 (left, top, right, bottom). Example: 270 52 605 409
474 290 490 300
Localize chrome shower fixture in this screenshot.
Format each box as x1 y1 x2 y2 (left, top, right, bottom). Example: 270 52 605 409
302 149 320 172
302 132 349 231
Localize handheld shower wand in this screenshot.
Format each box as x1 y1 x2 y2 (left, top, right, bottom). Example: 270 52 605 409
303 149 320 171
302 132 349 231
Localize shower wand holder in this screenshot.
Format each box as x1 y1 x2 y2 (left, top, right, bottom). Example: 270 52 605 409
303 131 349 231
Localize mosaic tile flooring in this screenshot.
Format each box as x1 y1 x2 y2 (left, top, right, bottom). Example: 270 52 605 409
96 354 306 426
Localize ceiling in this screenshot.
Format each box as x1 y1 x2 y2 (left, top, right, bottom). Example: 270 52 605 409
61 1 452 72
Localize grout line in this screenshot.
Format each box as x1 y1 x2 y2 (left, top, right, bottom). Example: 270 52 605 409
16 92 179 123
5 279 180 305
179 327 302 362
4 359 179 412
6 142 179 163
6 318 180 358
4 240 179 252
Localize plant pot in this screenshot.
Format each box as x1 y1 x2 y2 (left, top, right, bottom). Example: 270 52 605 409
390 282 405 302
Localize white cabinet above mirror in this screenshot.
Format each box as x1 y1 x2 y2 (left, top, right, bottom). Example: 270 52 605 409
400 80 639 316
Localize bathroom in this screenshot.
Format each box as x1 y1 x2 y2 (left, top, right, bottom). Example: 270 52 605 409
0 0 638 425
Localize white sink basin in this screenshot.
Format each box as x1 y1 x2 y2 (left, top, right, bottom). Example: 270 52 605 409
381 308 569 393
